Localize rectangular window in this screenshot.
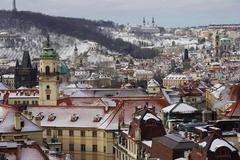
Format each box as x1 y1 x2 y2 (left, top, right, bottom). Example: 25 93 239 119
104 146 106 153
57 130 62 136
69 144 74 151
81 144 86 152
92 131 97 137
81 131 85 137
47 95 50 100
47 129 51 136
69 130 74 137
92 145 97 152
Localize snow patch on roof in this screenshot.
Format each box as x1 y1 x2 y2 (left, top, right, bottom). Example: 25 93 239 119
210 138 236 152
162 103 197 113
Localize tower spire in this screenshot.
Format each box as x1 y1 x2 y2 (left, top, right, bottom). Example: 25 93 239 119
12 0 17 11
143 17 146 26
152 17 155 27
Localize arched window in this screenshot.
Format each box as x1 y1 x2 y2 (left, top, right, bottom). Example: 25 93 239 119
46 66 50 75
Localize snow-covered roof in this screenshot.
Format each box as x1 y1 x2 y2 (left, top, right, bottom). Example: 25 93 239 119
0 82 9 90
210 84 225 99
162 103 197 113
209 138 236 152
148 79 160 87
21 147 45 160
142 140 152 147
0 110 42 134
1 74 14 79
28 106 106 128
143 113 160 121
163 74 192 80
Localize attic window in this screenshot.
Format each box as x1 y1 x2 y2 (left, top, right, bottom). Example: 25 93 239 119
37 112 44 120
93 114 102 122
48 113 56 121
70 114 79 122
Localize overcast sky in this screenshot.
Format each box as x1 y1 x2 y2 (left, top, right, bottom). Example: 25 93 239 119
1 0 239 27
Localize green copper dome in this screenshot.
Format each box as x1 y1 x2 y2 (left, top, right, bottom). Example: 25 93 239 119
40 48 59 59
57 61 69 74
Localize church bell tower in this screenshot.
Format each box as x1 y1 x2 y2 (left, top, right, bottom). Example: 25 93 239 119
39 36 59 106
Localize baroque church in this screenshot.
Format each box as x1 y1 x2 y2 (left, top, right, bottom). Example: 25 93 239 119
14 51 38 89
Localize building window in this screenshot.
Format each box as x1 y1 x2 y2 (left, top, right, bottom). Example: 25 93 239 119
32 101 35 104
81 131 85 137
92 131 97 137
92 145 97 152
47 129 51 136
46 85 50 89
69 130 74 137
104 146 106 153
81 144 86 152
57 130 62 136
69 144 74 151
46 95 50 100
46 66 50 75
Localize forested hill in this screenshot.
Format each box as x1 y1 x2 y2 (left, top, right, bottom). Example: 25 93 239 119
0 10 159 59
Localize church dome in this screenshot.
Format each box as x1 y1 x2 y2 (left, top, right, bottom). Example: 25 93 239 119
40 47 59 59
57 61 69 74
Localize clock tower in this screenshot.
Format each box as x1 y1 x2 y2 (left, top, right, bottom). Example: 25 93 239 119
39 36 59 106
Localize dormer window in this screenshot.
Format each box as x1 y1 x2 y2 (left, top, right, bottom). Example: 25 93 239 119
48 113 56 121
93 114 102 122
70 114 79 122
37 112 44 120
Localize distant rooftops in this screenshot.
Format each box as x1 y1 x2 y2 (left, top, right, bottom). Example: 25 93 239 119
163 74 193 81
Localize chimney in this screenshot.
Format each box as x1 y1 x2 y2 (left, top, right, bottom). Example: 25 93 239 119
14 112 22 131
34 116 41 126
17 144 21 160
23 110 28 116
28 111 33 120
199 131 208 140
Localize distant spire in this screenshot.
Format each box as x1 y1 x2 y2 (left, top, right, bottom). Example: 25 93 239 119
16 59 19 68
143 17 146 26
45 34 50 48
152 17 155 26
74 43 78 51
12 0 17 11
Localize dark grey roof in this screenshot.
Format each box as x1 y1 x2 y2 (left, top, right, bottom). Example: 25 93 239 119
153 133 195 150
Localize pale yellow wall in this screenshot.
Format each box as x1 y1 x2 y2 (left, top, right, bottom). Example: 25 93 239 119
8 97 38 105
1 131 43 145
146 87 160 94
43 128 115 160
